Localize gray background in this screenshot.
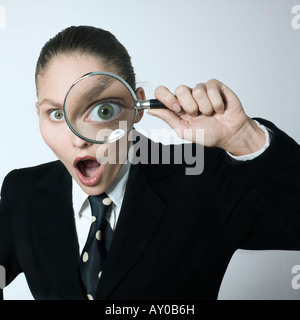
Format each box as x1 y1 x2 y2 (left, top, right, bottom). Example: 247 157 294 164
0 0 299 299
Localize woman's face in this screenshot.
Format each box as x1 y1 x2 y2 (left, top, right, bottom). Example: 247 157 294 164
36 54 144 195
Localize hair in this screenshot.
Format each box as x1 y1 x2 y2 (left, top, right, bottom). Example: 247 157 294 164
35 25 136 90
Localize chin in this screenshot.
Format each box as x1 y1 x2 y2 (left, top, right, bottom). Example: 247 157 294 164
79 182 106 196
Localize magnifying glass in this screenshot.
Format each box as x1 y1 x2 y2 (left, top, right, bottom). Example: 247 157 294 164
63 71 166 144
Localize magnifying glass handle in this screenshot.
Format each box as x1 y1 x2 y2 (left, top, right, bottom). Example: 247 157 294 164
149 99 167 109
136 99 167 109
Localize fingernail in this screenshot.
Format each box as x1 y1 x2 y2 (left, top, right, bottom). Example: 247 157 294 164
172 103 181 112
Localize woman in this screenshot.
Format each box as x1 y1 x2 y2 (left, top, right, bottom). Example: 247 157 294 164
0 25 300 300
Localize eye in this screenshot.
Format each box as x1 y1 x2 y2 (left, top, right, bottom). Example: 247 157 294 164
87 102 121 122
49 110 64 122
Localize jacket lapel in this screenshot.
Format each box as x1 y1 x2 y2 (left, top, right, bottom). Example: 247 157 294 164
31 161 86 299
96 136 174 299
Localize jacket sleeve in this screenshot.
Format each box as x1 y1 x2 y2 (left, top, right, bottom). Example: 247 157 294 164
0 170 22 300
211 118 300 250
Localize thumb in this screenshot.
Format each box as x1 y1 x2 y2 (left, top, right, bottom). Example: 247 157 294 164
147 108 181 131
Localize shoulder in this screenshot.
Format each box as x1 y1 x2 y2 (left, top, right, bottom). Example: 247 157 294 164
3 160 63 182
1 160 68 194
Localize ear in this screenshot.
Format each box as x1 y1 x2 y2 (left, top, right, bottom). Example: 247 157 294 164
136 87 146 101
35 102 40 116
134 87 145 123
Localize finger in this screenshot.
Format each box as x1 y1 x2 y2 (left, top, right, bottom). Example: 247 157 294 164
154 86 182 113
221 81 242 106
207 79 241 113
192 83 214 116
205 79 225 114
175 85 198 117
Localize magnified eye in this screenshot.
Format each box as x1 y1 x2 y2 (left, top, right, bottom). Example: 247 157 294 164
87 102 121 122
50 110 64 122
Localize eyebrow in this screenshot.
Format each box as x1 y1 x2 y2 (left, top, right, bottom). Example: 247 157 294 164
38 99 63 108
78 76 114 102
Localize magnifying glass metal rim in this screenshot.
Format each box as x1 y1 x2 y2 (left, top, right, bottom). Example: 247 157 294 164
63 71 139 144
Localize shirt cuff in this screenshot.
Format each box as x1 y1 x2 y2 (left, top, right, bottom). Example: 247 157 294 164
226 120 272 161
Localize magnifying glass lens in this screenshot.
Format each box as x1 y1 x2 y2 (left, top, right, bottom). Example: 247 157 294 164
64 73 137 144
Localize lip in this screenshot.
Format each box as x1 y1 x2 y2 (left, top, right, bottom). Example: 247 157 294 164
73 155 103 187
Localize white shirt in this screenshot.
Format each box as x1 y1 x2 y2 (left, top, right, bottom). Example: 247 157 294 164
73 121 271 254
72 160 131 253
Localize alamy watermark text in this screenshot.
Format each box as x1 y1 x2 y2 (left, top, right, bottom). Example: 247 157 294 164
0 265 5 289
292 5 300 30
292 265 300 290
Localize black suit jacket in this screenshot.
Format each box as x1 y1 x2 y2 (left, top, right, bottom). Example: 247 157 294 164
1 119 300 300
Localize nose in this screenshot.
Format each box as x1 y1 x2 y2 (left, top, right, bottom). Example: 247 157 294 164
71 132 93 149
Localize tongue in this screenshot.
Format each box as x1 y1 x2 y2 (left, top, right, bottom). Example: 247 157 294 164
81 160 100 178
84 160 99 168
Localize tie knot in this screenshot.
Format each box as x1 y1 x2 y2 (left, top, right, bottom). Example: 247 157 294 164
88 193 112 224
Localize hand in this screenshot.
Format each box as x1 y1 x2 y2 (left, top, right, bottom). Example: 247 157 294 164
148 79 266 156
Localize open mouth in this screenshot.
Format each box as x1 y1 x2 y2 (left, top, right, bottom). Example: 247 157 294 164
74 156 103 187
